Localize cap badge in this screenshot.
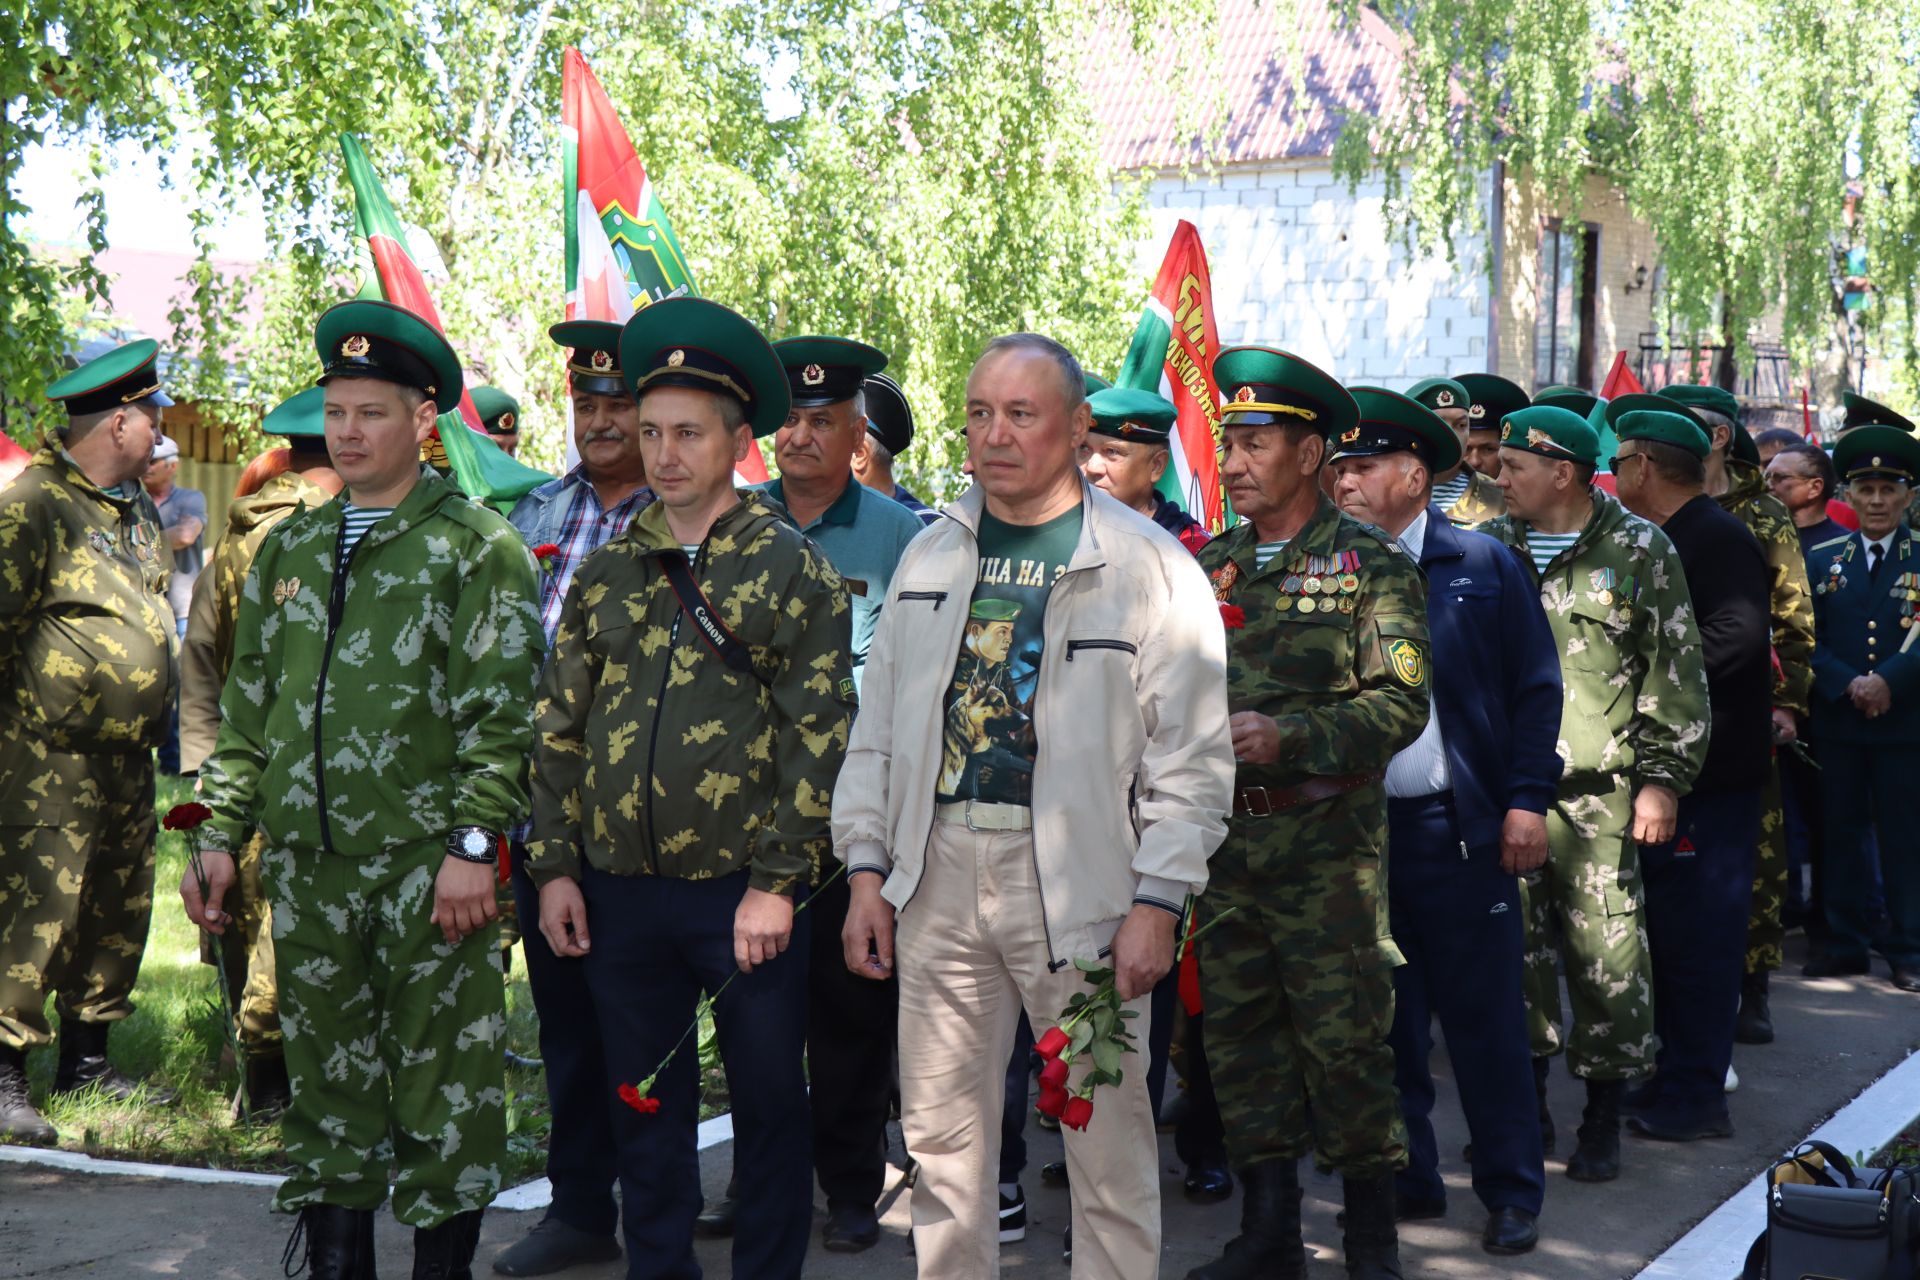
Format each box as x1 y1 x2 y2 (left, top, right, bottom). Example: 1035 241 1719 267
341 334 371 359
666 349 685 368
1435 389 1455 407
1874 456 1884 467
1468 404 1486 419
1118 423 1138 436
802 363 826 387
1341 426 1362 444
589 349 614 372
1527 427 1555 450
1233 385 1256 404
497 412 516 431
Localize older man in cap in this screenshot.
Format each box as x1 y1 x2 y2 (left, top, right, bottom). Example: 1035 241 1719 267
1079 385 1210 552
1329 386 1559 1256
187 299 543 1279
1405 377 1504 525
472 385 523 458
1607 398 1772 1140
854 370 938 524
1483 405 1709 1184
1802 403 1920 993
0 339 180 1144
1456 373 1530 483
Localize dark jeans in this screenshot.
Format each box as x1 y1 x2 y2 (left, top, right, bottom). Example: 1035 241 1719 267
582 867 812 1280
806 872 898 1209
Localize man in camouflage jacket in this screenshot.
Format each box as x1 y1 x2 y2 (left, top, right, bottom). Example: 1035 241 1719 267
1483 405 1710 1186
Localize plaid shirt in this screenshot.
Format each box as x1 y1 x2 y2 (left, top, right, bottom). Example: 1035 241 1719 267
535 468 654 640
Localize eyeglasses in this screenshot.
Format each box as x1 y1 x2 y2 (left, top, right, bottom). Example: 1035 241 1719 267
1606 453 1644 473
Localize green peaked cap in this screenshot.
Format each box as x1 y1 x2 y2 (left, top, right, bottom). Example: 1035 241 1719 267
1833 424 1920 484
1842 392 1917 434
619 297 790 437
314 299 464 414
1501 405 1600 466
1334 386 1463 473
1214 345 1359 441
1087 386 1177 443
46 338 174 415
1455 372 1530 429
1405 377 1470 414
262 386 326 438
773 335 887 408
862 372 915 455
550 320 627 397
468 385 520 434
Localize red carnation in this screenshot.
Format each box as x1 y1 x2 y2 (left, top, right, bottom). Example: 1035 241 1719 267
163 802 213 832
617 1082 659 1114
1034 1026 1071 1060
1036 1084 1069 1119
1219 604 1246 630
1038 1056 1070 1091
530 543 562 565
1061 1095 1094 1131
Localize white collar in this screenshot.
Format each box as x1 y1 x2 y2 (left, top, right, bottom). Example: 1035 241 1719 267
1397 509 1431 560
1865 530 1897 556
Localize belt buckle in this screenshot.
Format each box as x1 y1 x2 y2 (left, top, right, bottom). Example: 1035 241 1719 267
1241 788 1273 819
964 801 989 832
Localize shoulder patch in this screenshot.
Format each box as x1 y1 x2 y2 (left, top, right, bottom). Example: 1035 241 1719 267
1387 637 1424 687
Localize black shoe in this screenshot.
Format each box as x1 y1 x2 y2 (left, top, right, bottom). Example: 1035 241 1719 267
1802 954 1870 978
1183 1154 1234 1202
50 1022 177 1106
999 1186 1027 1244
490 1215 621 1276
1482 1207 1539 1256
1184 1159 1307 1280
1626 1105 1735 1142
1735 971 1775 1044
1341 1173 1405 1279
414 1208 483 1280
694 1179 737 1238
282 1205 378 1280
1039 1159 1069 1188
822 1202 880 1253
244 1052 292 1121
0 1046 55 1147
1565 1081 1622 1183
1891 964 1920 993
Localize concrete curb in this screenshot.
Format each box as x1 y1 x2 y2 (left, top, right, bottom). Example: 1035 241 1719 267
1634 1044 1920 1279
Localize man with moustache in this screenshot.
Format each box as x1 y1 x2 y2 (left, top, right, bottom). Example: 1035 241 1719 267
492 320 654 1277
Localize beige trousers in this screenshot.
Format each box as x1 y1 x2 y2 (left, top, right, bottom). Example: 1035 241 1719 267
897 818 1160 1279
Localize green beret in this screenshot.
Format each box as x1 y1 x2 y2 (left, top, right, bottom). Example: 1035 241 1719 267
970 598 1021 623
1087 386 1177 444
1214 345 1359 441
314 299 464 414
1500 405 1599 466
1455 372 1530 430
1833 424 1920 485
550 320 626 398
1334 386 1463 473
1084 373 1113 396
469 385 520 436
862 372 915 456
47 338 174 416
1406 378 1471 414
262 386 326 439
773 336 888 409
1616 409 1711 459
619 297 790 437
1842 392 1917 434
1535 386 1605 423
1658 384 1755 462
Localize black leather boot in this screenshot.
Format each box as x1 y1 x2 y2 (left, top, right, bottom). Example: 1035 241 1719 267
0 1044 55 1146
1735 971 1775 1044
694 1175 738 1237
281 1205 378 1280
413 1208 483 1280
1565 1080 1623 1182
51 1021 178 1105
244 1051 292 1120
1532 1056 1556 1153
1183 1158 1306 1280
1341 1174 1405 1278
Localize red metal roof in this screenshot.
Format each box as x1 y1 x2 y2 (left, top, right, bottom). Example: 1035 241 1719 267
1087 0 1407 171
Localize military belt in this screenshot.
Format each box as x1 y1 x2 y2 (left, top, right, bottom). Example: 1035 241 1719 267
934 801 1033 832
1233 772 1383 818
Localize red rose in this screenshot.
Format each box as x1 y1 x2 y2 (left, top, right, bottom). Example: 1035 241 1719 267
1038 1056 1070 1091
1219 604 1246 630
1061 1095 1094 1131
1035 1084 1069 1119
1034 1026 1071 1060
163 802 213 832
617 1082 659 1114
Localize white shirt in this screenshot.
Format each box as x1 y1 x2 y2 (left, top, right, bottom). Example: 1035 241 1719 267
1385 509 1451 799
1864 531 1896 569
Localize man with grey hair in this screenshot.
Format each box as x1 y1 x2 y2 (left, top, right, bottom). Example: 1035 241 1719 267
835 332 1234 1278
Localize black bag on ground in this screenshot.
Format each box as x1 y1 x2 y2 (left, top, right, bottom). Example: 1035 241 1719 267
1741 1141 1920 1280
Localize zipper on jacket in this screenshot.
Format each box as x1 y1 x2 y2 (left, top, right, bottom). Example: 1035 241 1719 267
1032 557 1101 973
1064 638 1137 661
313 520 362 856
641 543 705 877
898 590 948 609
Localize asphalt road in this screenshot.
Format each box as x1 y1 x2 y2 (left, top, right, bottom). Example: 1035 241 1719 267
3 933 1915 1279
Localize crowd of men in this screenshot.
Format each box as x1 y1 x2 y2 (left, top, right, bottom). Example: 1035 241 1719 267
0 299 1916 1280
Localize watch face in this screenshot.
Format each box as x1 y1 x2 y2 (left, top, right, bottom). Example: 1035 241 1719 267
461 830 491 857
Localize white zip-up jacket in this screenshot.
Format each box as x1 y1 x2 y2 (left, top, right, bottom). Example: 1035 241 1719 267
831 480 1234 967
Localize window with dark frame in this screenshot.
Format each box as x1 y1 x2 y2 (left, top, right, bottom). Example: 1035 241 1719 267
1535 220 1600 389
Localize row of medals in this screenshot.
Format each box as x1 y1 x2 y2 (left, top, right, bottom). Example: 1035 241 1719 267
1275 572 1362 614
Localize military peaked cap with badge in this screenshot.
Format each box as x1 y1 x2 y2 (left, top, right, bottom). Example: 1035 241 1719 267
1406 377 1470 416
550 319 627 398
1332 386 1464 473
1501 404 1600 467
1841 392 1918 435
1833 423 1920 485
1658 384 1756 463
619 297 790 437
47 338 174 417
469 386 520 437
862 372 915 456
1214 345 1360 442
1086 386 1178 444
314 299 464 414
1456 372 1530 431
773 336 887 409
263 387 327 439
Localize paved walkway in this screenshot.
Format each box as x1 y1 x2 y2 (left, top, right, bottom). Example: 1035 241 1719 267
3 935 1915 1279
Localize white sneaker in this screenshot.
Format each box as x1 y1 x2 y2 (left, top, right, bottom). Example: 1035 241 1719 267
999 1186 1027 1244
1725 1064 1740 1093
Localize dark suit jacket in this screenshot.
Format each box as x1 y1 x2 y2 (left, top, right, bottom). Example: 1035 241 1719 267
1810 527 1920 745
1415 507 1565 852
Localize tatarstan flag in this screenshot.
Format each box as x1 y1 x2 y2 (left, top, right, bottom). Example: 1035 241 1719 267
1117 221 1227 531
561 47 768 484
339 133 549 508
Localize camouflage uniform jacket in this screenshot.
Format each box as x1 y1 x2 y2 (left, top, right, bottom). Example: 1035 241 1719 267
198 467 543 856
1483 489 1711 793
528 490 856 897
1717 458 1814 716
1444 469 1506 527
0 447 174 752
1197 498 1432 790
178 470 337 773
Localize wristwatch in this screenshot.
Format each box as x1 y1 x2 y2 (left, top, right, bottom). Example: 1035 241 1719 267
446 826 500 865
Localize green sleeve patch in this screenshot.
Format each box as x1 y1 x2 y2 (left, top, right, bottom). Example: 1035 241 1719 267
1387 637 1424 687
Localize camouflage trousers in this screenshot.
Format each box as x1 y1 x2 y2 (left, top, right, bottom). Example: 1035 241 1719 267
198 831 279 1054
0 727 156 1051
1520 773 1657 1080
265 838 505 1228
1199 796 1409 1177
1745 762 1788 976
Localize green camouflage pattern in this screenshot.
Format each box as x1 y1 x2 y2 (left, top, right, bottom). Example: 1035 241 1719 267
1195 499 1427 1175
199 467 543 858
1748 765 1788 975
266 838 504 1227
1485 490 1708 1078
1443 469 1505 527
528 491 856 896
